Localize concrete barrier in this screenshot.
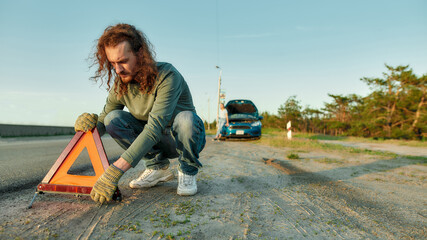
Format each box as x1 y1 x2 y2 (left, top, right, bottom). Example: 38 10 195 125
0 124 75 137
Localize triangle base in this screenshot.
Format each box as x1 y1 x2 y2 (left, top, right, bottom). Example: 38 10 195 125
37 183 93 195
28 129 122 208
36 183 121 199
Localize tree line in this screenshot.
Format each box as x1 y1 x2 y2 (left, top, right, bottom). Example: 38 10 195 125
261 65 426 140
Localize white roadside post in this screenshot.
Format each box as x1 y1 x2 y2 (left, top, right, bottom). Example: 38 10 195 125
287 121 292 140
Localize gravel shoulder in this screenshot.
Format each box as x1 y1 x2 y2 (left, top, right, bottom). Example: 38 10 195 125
0 136 426 239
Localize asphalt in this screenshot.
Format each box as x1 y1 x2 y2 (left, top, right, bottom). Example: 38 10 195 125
0 134 124 193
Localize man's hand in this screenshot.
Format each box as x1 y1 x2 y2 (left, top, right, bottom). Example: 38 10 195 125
90 165 124 204
74 113 98 132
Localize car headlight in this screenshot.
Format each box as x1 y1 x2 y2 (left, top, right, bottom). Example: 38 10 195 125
251 121 261 127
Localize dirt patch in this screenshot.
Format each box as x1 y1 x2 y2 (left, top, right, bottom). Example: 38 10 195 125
262 158 305 175
1 137 426 239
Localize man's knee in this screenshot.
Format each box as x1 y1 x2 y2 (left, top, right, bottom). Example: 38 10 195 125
173 111 195 137
104 110 127 134
104 110 125 125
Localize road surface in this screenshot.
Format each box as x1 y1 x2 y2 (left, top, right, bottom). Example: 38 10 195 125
0 135 425 239
0 135 123 193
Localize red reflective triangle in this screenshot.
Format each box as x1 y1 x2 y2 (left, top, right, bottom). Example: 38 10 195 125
37 128 110 194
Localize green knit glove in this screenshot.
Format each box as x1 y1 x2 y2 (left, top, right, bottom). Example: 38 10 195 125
90 165 124 204
74 113 98 132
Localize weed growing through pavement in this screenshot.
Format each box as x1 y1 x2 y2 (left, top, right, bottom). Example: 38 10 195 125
287 153 300 159
112 221 144 236
120 199 206 239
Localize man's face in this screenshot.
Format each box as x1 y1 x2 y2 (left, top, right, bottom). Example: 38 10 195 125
105 41 138 84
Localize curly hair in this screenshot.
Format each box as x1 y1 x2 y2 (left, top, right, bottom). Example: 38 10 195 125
90 23 158 96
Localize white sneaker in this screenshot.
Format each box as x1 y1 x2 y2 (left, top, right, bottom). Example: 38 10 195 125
129 167 174 188
177 170 197 196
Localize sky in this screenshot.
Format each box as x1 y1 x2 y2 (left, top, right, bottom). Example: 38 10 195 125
0 0 426 126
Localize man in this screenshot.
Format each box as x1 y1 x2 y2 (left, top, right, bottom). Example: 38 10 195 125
74 23 206 204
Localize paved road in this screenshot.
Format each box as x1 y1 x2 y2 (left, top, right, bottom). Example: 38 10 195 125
0 135 124 192
2 137 425 239
2 135 425 193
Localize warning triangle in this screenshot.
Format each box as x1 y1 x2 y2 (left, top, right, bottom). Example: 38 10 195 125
28 128 122 208
36 128 110 195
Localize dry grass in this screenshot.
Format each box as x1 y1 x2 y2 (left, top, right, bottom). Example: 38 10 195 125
294 132 427 148
255 129 398 157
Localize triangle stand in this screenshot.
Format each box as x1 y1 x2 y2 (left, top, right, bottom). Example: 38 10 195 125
28 128 121 208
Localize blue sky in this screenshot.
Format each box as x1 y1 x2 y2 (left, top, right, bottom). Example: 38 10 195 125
0 0 426 126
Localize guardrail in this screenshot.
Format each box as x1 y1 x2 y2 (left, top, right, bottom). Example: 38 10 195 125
0 124 75 137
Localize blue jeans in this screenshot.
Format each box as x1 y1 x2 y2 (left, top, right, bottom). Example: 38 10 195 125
215 118 226 137
104 110 206 175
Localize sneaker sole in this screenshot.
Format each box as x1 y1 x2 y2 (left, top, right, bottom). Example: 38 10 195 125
177 187 197 196
129 174 174 189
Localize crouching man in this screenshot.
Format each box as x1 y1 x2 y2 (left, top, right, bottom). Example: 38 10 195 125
74 23 206 204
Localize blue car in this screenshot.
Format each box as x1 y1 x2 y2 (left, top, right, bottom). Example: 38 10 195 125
222 99 263 139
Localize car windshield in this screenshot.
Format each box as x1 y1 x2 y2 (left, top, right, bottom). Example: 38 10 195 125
229 114 257 120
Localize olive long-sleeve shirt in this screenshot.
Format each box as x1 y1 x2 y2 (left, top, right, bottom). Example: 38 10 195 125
98 62 196 166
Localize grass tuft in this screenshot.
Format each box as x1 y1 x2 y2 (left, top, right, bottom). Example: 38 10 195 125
287 153 300 159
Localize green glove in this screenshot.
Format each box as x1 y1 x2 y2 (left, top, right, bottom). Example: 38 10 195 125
90 165 124 204
74 113 98 132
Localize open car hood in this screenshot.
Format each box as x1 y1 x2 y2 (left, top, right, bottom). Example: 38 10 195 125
226 100 259 120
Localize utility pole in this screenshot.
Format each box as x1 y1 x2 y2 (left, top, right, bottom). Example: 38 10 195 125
216 66 222 130
207 97 210 130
